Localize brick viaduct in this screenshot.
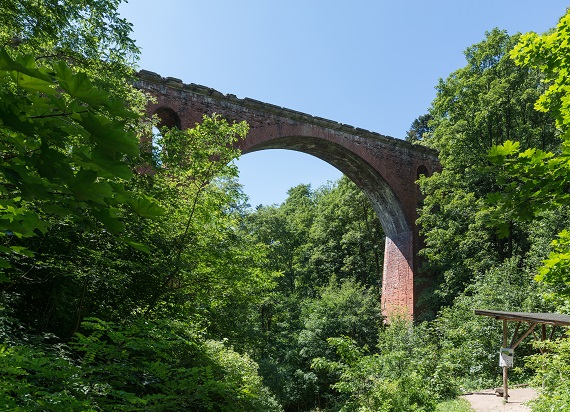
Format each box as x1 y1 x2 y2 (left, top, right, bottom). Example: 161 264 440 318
135 70 440 319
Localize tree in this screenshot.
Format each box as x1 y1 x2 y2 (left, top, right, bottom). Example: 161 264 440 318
0 0 153 275
244 177 385 411
0 3 285 410
406 113 433 143
0 315 283 411
0 48 162 279
312 319 457 412
417 28 558 308
306 176 384 289
0 0 139 82
298 278 382 405
485 9 570 295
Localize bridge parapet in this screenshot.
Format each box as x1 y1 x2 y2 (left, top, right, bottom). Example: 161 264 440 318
137 70 437 158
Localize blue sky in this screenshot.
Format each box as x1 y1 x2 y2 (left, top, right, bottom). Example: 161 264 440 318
119 1 569 207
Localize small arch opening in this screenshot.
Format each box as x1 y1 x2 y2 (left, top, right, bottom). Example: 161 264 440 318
150 108 181 167
417 165 429 179
154 106 181 129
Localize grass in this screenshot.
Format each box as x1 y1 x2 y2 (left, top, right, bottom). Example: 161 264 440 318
435 398 474 412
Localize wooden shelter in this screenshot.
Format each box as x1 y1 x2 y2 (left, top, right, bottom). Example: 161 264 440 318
474 309 570 402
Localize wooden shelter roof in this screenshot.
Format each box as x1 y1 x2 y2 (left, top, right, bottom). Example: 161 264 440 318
475 309 570 327
474 309 570 402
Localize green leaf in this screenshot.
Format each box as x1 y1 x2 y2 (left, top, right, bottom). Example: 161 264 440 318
0 258 11 269
125 195 165 218
42 204 73 217
0 267 11 282
91 207 125 234
487 140 520 163
122 237 150 253
8 246 34 257
13 73 55 94
79 113 139 156
0 48 52 82
90 148 134 180
53 61 110 107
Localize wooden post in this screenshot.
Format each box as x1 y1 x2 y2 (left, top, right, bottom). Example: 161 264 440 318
542 324 547 390
503 319 509 402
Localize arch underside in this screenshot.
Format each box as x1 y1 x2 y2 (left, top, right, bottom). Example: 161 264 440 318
244 135 411 238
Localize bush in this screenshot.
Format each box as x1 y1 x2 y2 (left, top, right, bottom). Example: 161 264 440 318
0 314 282 411
527 337 570 411
312 319 460 412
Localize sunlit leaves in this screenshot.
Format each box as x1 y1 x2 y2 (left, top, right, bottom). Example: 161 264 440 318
0 0 140 72
418 27 560 307
0 48 162 275
485 9 570 294
484 140 567 237
487 139 521 163
122 194 166 219
537 229 570 290
131 114 279 324
156 113 246 181
511 11 570 134
312 321 455 411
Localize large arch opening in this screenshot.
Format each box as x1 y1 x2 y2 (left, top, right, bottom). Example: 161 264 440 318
234 149 342 207
241 135 415 318
243 136 411 240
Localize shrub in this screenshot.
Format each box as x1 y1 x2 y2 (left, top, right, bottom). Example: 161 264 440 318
0 314 282 411
312 319 460 412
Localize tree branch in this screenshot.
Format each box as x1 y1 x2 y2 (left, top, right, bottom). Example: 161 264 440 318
30 110 87 119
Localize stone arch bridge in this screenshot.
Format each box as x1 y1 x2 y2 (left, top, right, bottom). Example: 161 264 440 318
135 70 440 319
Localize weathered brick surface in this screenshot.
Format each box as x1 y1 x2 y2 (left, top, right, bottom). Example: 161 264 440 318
135 70 440 320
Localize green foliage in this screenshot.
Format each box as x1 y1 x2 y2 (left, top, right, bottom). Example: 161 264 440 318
254 277 382 411
0 314 282 411
2 112 279 341
486 140 569 238
0 47 161 273
433 256 551 391
511 11 570 134
0 341 92 411
244 178 385 410
313 320 459 412
298 278 382 406
299 278 381 363
425 28 556 171
0 0 139 81
7 3 570 411
71 318 281 411
132 116 283 330
526 337 570 411
307 177 384 288
406 113 433 143
248 177 383 297
415 19 569 401
417 171 496 308
484 9 570 295
0 2 285 411
417 27 558 310
538 229 570 291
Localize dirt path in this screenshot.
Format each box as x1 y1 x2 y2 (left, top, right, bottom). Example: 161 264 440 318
461 388 537 412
